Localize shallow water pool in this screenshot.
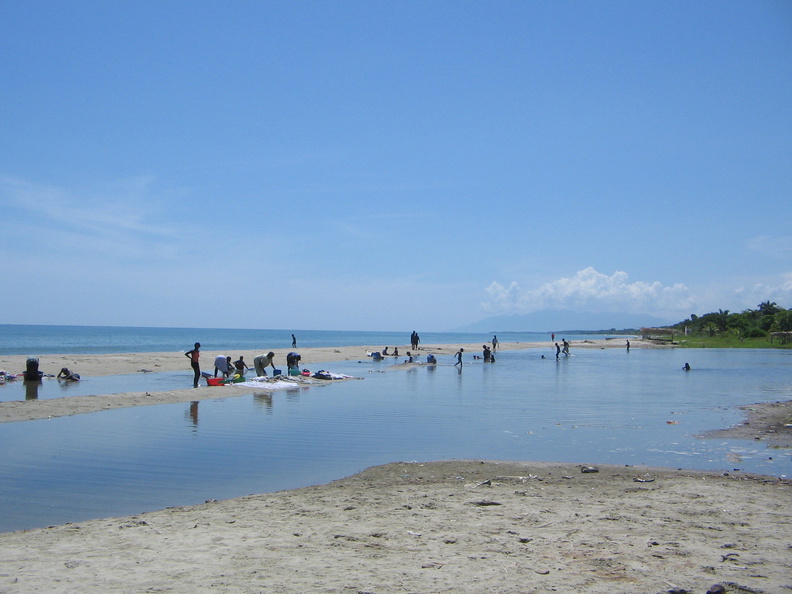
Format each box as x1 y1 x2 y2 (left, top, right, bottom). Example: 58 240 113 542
0 347 789 532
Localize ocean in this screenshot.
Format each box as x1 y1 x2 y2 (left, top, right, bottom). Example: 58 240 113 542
0 324 611 356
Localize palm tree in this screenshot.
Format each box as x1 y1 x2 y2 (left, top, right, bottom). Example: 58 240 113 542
758 301 780 316
713 309 730 333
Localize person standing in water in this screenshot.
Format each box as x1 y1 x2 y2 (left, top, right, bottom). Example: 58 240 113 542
185 342 201 388
491 335 499 352
291 334 297 348
453 348 464 367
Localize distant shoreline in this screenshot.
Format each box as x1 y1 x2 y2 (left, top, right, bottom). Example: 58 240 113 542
0 337 659 378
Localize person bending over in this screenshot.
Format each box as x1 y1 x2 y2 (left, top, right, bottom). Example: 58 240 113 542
253 352 276 376
287 352 301 370
214 355 232 378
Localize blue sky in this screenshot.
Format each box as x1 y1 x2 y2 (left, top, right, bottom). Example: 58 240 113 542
2 1 791 332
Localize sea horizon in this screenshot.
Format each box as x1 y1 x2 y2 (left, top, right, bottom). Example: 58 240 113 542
0 324 632 356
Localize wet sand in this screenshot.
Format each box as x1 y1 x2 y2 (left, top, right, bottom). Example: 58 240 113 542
700 400 792 447
0 460 790 593
1 340 790 592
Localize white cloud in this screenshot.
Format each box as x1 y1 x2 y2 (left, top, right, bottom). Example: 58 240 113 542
732 278 792 310
483 267 696 317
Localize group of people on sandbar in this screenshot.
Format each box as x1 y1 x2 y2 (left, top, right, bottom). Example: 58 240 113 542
1 360 81 384
211 353 280 379
185 342 304 387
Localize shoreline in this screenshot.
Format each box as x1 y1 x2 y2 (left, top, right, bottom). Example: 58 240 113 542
1 342 791 591
1 459 790 592
0 337 657 378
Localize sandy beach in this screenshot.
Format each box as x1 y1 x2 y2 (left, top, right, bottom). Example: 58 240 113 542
1 460 790 593
1 340 790 593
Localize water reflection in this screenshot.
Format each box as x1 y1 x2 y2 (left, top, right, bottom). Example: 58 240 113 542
187 401 199 427
253 392 273 413
0 370 196 402
284 387 305 401
55 377 84 394
23 379 40 400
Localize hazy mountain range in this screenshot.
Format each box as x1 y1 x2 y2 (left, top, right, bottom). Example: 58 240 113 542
453 310 676 333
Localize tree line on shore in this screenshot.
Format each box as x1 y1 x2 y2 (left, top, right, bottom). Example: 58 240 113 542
671 301 792 338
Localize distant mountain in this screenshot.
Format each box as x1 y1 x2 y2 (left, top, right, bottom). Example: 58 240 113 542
453 310 675 333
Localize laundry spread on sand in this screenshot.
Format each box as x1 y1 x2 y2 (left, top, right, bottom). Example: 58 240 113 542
233 378 313 390
311 370 353 380
233 371 355 390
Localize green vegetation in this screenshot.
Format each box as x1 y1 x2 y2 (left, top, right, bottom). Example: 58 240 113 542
664 301 792 348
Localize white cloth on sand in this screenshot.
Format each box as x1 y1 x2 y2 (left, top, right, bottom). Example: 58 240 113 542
234 377 315 390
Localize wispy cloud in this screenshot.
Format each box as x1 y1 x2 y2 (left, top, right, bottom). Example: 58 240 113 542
744 235 792 259
0 175 183 238
483 267 696 317
0 175 192 270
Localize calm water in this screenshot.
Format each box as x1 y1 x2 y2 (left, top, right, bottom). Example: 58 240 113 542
0 324 598 356
0 371 192 402
0 346 790 533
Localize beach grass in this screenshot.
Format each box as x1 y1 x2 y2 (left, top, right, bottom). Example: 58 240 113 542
673 334 791 348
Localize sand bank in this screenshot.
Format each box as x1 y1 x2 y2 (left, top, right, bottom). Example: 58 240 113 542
0 338 650 378
700 400 792 447
1 460 789 593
